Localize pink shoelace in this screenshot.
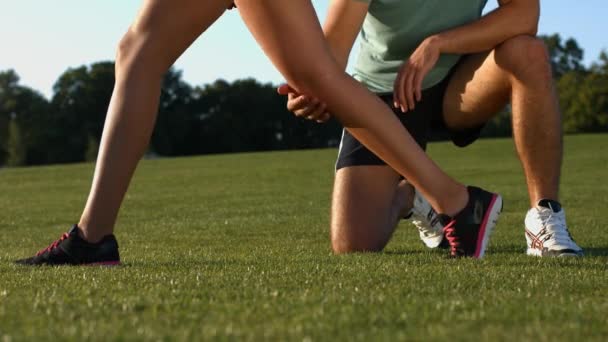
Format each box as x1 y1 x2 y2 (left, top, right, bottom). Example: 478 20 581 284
36 233 70 256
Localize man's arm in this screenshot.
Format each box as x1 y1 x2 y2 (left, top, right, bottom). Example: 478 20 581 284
323 0 370 70
395 0 540 112
278 0 369 122
432 0 540 54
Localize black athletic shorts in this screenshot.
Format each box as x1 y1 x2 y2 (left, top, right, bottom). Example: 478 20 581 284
335 73 485 170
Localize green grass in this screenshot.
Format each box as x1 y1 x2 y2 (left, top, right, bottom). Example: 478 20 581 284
1 134 607 341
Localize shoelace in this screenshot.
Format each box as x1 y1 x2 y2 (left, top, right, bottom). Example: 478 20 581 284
443 220 460 255
36 233 70 256
533 209 578 248
412 218 432 236
412 204 442 238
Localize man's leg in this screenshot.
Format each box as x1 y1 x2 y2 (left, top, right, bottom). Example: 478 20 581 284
442 35 581 256
331 166 412 254
330 86 447 254
443 35 560 206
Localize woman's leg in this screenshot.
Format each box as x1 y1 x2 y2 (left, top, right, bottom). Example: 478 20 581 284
235 0 467 215
78 0 233 242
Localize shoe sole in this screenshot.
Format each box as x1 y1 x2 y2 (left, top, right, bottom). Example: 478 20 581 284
420 233 445 249
474 194 503 259
526 248 583 257
14 261 122 266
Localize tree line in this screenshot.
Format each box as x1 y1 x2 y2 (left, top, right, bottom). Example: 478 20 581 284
1 34 606 167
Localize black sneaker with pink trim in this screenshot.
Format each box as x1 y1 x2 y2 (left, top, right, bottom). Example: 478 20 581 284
438 186 503 259
15 225 120 266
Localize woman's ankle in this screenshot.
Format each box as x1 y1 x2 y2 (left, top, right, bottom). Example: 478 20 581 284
435 184 469 217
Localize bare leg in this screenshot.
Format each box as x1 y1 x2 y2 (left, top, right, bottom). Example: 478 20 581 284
331 166 414 254
79 0 233 242
443 35 561 207
235 0 468 216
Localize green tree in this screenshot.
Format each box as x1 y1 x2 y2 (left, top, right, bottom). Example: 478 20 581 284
190 78 341 155
150 68 197 156
591 50 608 75
0 70 21 163
480 107 512 138
49 62 115 163
540 34 585 78
0 69 51 166
84 134 99 161
6 114 26 166
559 51 608 133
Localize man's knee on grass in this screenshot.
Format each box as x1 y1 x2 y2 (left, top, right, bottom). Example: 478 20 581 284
331 224 388 254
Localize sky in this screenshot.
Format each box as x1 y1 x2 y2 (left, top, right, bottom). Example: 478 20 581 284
1 0 606 99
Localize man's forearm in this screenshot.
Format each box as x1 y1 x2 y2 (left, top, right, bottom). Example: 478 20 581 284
325 39 351 71
431 1 539 55
320 0 369 72
323 20 354 71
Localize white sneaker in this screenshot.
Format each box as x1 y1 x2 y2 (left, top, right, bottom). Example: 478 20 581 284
524 200 583 257
409 190 445 248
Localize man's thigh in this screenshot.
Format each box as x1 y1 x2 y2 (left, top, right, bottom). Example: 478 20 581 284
331 165 402 252
443 51 511 130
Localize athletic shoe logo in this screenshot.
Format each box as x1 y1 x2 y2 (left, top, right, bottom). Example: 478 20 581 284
473 200 484 224
526 228 551 251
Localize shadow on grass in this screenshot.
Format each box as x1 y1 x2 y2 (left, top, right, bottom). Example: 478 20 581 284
583 247 608 256
488 244 526 255
386 244 526 256
492 244 608 257
384 244 608 267
383 249 448 256
121 258 246 268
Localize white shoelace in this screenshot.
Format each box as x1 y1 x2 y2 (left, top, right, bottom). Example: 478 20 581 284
531 209 579 249
412 217 434 237
411 191 442 237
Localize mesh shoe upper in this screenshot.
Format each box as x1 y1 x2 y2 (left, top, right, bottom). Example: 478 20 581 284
525 200 583 257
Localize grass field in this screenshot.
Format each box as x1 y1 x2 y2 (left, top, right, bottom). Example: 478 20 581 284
1 134 607 341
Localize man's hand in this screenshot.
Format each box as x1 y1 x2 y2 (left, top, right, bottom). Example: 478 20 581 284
393 37 441 113
277 84 331 123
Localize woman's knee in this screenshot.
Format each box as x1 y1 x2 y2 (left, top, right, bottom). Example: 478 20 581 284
115 31 141 77
114 29 166 80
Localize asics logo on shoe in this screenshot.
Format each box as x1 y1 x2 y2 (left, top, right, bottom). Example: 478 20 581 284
525 228 551 251
524 203 583 257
